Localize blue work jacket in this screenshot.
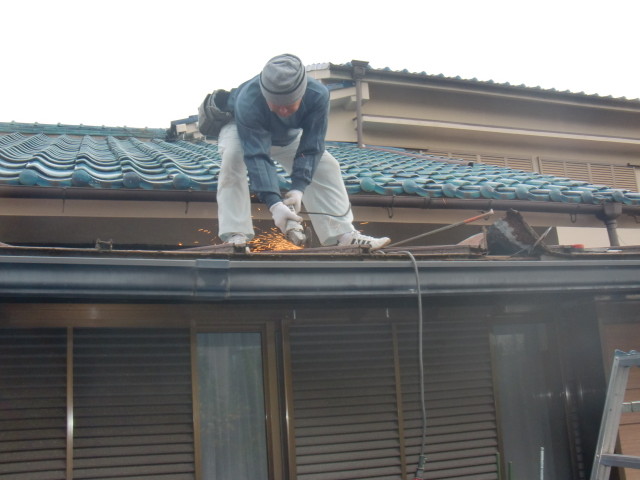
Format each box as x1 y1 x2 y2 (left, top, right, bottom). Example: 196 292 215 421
227 75 330 205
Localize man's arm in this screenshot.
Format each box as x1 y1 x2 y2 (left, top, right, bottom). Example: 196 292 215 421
289 89 329 193
234 117 283 208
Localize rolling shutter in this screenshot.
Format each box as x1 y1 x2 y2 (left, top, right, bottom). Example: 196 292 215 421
398 318 498 480
288 323 403 480
72 328 195 480
611 165 638 191
541 159 638 191
479 155 534 172
0 328 67 480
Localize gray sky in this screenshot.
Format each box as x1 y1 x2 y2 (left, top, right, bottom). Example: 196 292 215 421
2 0 638 129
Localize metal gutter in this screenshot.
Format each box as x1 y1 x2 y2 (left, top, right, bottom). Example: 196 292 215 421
2 185 639 217
1 255 639 301
0 185 218 202
349 195 640 216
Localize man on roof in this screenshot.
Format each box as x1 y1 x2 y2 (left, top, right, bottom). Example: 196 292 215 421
208 53 390 250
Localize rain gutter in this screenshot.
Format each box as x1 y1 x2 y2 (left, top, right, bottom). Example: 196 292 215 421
349 195 640 216
1 255 640 301
3 185 639 217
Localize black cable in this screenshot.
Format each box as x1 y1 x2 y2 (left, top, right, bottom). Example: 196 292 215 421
299 204 352 218
397 251 427 479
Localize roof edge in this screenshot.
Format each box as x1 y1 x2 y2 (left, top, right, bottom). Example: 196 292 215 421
310 61 640 108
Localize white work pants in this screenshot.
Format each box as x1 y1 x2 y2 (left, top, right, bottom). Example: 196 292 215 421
216 123 354 245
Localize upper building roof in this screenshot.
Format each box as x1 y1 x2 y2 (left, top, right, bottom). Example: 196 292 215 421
309 61 640 105
1 122 638 208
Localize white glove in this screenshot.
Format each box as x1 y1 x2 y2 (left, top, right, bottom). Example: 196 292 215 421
270 202 302 233
283 189 303 213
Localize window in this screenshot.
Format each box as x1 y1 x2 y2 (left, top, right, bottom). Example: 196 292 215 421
196 332 269 479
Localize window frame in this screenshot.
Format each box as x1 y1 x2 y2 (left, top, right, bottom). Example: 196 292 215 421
191 322 284 480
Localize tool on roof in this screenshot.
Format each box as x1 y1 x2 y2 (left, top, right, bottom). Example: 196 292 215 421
285 205 307 247
591 350 640 480
387 209 495 248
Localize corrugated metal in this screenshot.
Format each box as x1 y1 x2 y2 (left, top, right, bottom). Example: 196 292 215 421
289 323 404 480
0 328 67 480
72 328 194 480
398 318 498 480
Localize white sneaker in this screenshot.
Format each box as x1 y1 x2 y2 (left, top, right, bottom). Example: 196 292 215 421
225 233 248 247
338 231 391 250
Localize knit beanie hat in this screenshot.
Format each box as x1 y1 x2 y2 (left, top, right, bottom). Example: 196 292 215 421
259 54 307 106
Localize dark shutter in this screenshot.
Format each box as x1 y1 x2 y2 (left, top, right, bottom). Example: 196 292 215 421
0 328 67 480
398 318 498 480
289 323 403 480
73 328 194 480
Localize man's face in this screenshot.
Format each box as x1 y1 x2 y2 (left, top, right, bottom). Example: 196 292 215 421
267 99 302 118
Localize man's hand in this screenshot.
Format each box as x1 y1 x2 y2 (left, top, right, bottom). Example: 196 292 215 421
270 202 302 233
283 189 303 213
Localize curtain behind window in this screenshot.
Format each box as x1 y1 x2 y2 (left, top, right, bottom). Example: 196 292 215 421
197 332 268 479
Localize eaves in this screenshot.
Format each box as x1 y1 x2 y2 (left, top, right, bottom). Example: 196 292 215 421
315 63 640 113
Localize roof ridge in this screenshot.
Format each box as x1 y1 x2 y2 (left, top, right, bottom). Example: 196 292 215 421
0 121 167 138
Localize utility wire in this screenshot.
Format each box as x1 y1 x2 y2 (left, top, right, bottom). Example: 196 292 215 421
299 204 352 218
388 209 494 248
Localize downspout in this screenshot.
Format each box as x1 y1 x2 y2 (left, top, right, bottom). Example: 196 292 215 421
351 60 369 148
597 203 623 247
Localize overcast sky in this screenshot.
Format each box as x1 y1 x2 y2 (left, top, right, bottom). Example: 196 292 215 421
2 0 638 129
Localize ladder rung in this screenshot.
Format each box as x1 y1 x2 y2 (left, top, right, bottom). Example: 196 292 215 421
600 454 640 469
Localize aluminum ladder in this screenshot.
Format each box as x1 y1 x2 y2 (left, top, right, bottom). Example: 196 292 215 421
591 350 640 480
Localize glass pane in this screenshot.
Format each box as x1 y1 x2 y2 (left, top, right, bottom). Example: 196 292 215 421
493 323 572 480
197 332 268 479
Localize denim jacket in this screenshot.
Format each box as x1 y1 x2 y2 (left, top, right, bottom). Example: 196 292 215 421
227 75 329 205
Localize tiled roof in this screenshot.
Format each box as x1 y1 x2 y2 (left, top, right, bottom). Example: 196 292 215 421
1 125 639 206
309 62 640 104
